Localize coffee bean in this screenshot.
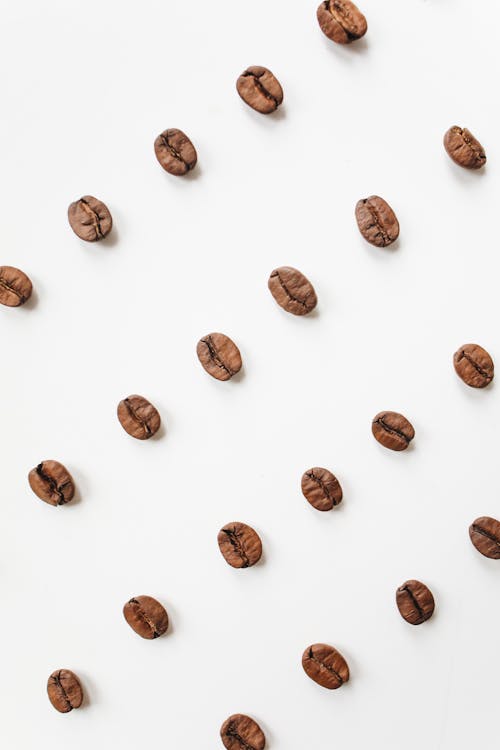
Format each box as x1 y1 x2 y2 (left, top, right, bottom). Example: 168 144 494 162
355 196 399 247
469 516 500 559
268 266 317 316
372 411 414 451
444 126 486 170
220 714 266 750
117 395 161 440
236 66 283 115
454 343 494 388
47 669 83 713
302 643 349 689
396 580 435 625
197 333 242 381
218 522 262 568
28 461 75 506
123 595 169 639
301 467 343 511
68 196 112 242
0 265 33 307
317 0 367 44
154 128 197 176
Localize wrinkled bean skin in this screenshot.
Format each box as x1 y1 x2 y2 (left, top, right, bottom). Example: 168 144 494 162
469 516 500 559
123 595 169 639
47 669 83 713
0 265 33 307
301 467 343 511
68 195 112 241
268 266 317 316
302 643 349 689
372 411 414 451
197 333 242 381
355 196 399 247
317 0 367 44
218 522 262 568
28 460 75 506
454 344 494 388
154 128 197 175
117 395 161 440
236 66 283 114
396 580 435 625
220 714 266 750
444 126 486 170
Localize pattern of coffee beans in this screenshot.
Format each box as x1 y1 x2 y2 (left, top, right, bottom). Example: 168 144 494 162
301 467 343 511
302 643 350 689
47 670 83 713
372 411 415 451
444 126 486 170
469 517 500 559
0 265 32 307
220 714 266 750
268 266 317 315
236 66 283 114
68 195 113 242
28 460 75 506
396 580 435 625
117 394 161 439
123 596 169 639
154 128 197 175
197 332 242 381
355 195 400 247
454 344 494 388
317 0 367 45
218 522 262 568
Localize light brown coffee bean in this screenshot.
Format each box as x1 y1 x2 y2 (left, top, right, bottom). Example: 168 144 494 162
268 266 317 316
28 460 75 506
372 411 414 451
396 580 435 625
123 595 169 639
0 265 33 307
301 467 343 511
197 333 242 381
317 0 367 44
469 516 500 559
47 669 83 713
236 66 283 114
68 196 112 241
454 344 493 388
218 522 262 568
355 196 399 247
444 126 486 170
302 643 349 689
154 128 197 176
117 395 161 440
220 714 266 750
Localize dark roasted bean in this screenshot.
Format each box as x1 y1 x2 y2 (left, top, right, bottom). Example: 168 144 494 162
302 643 349 689
218 522 262 568
154 128 197 176
0 265 33 307
197 333 242 381
117 395 161 440
268 266 317 316
396 580 435 625
123 595 169 639
220 714 266 750
236 66 283 114
317 0 367 44
28 460 75 506
301 467 343 511
454 343 494 388
444 126 486 169
68 195 112 241
469 516 500 559
372 411 414 451
47 669 83 713
355 196 399 247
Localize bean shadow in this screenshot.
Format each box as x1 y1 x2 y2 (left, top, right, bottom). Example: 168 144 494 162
78 669 98 709
320 33 370 61
22 285 39 310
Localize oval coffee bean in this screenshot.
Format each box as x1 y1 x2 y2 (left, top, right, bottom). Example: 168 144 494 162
372 411 414 452
444 126 486 170
268 266 317 316
123 595 169 639
197 333 242 381
0 265 33 307
68 195 112 242
218 522 262 569
301 467 343 511
317 0 367 44
220 714 266 750
28 460 75 506
236 66 283 115
154 128 197 176
302 643 349 689
47 669 83 713
355 196 399 247
117 395 161 440
469 516 500 559
396 580 435 625
453 343 494 388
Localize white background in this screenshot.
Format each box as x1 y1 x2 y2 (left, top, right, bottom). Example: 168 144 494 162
0 1 499 748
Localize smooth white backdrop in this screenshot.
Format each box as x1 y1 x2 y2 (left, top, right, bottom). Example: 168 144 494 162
1 1 499 748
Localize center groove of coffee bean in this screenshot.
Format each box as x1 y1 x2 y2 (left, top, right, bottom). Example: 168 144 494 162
308 648 344 684
376 418 410 444
330 0 359 39
36 463 67 504
306 471 333 501
124 399 151 436
223 528 250 567
226 723 256 750
472 523 500 547
363 200 390 244
79 198 104 238
274 271 310 310
457 350 492 379
242 71 279 108
160 133 190 170
401 585 425 623
129 598 161 637
201 336 233 376
0 277 25 302
52 672 73 711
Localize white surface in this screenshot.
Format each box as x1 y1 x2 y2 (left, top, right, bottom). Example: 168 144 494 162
1 1 499 748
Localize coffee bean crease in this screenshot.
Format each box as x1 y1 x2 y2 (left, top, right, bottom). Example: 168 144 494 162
124 398 151 437
128 598 161 638
375 417 410 444
272 270 311 311
0 277 26 303
222 527 250 567
160 132 191 171
308 646 344 685
79 198 104 239
201 336 235 377
399 585 425 624
456 350 491 380
35 463 70 505
242 69 280 109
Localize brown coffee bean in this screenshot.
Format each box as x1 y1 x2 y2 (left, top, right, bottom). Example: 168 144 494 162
154 128 197 176
123 595 169 639
454 344 494 388
236 66 283 114
220 714 266 750
117 395 161 440
301 467 343 511
47 669 83 713
444 126 486 170
317 0 367 44
68 196 112 242
268 266 317 316
218 522 262 569
0 265 33 307
372 411 414 451
28 461 75 506
302 643 349 689
396 580 435 625
469 516 500 559
355 196 399 247
197 333 242 381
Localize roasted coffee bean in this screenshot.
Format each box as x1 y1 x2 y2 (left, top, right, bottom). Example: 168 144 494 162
317 0 367 44
154 128 197 176
355 196 399 247
220 714 266 750
117 395 161 440
268 266 317 316
444 126 486 170
372 411 414 451
123 595 169 639
302 643 349 689
68 196 112 242
453 344 494 388
197 333 242 381
218 522 262 568
396 580 435 625
301 467 343 511
0 265 33 307
47 669 83 713
28 460 75 506
236 66 283 114
469 516 500 559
